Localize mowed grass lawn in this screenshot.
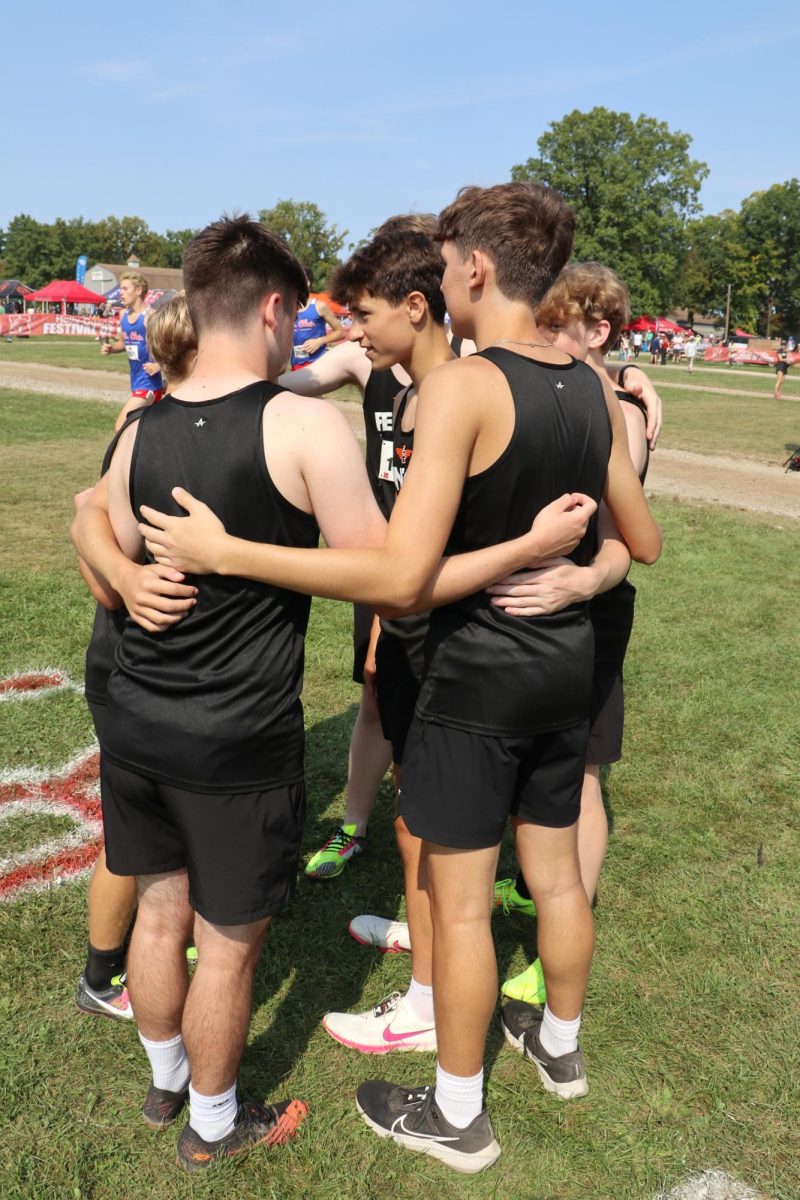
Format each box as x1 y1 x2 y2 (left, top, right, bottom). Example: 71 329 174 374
0 388 799 1200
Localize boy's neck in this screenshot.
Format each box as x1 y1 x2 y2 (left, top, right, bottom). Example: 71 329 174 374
585 345 615 385
401 322 454 391
468 297 552 354
174 334 271 400
128 296 146 318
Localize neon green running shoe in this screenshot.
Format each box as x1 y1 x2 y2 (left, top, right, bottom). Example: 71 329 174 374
501 958 547 1006
304 824 367 881
493 877 536 918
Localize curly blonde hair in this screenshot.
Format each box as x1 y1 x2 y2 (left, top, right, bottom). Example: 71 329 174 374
536 262 631 354
146 292 196 384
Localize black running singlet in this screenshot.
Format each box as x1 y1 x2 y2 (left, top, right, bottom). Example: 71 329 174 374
102 382 320 792
590 390 649 675
416 348 612 736
378 387 429 681
363 367 405 517
84 408 146 708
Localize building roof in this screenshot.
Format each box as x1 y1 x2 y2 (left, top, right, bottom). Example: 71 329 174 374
88 263 184 292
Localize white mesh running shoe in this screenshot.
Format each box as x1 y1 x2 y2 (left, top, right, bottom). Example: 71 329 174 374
348 914 411 953
322 991 436 1054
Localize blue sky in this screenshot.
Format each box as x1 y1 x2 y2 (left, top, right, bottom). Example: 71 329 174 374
6 1 798 250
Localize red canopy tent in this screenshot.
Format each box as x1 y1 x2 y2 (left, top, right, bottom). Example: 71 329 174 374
654 317 683 334
626 315 656 333
26 280 107 306
734 327 757 338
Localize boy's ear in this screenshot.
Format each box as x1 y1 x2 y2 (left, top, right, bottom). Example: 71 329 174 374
588 318 611 349
406 290 428 324
260 291 283 331
470 249 487 290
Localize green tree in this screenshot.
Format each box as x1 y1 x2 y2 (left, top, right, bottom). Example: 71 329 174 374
680 211 763 332
258 200 347 289
159 228 196 269
738 180 800 337
512 107 708 315
93 215 167 266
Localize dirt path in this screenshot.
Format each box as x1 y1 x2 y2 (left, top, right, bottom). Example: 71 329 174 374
3 361 798 520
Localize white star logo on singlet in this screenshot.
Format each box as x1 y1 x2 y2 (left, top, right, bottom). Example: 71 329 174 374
195 418 206 427
556 381 565 389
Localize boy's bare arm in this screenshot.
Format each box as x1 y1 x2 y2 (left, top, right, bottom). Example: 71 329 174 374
139 364 594 611
606 362 662 449
601 380 662 564
71 451 197 633
276 339 371 397
485 504 630 618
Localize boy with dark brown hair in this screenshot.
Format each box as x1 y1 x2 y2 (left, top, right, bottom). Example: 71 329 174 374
137 183 661 1173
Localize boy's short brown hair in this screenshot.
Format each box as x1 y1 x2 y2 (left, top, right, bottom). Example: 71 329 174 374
183 213 308 336
120 271 148 299
536 262 631 354
375 212 438 238
329 229 446 324
437 182 575 306
146 292 196 384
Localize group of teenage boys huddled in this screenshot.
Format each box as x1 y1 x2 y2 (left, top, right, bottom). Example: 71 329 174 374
70 181 663 1175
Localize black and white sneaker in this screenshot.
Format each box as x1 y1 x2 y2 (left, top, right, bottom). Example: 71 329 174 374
501 1001 588 1099
355 1080 500 1174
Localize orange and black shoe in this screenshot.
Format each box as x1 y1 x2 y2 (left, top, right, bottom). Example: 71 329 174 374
176 1098 308 1172
142 1082 190 1130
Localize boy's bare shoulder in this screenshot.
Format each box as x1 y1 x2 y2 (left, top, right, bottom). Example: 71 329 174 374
421 353 505 395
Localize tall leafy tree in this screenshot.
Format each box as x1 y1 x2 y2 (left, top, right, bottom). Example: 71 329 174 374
259 200 347 289
738 180 800 336
680 211 763 332
512 107 708 315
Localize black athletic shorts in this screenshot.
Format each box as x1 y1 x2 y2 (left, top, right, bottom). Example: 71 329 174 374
100 759 306 925
375 632 420 765
352 602 374 683
586 672 624 766
398 717 589 849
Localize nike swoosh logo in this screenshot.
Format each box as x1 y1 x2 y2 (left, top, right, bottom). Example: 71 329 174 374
382 1025 434 1043
391 1115 458 1141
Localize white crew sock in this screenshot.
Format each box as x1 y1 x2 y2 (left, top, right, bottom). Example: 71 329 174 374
138 1031 190 1093
188 1081 238 1143
434 1063 483 1129
539 1005 581 1057
404 976 435 1025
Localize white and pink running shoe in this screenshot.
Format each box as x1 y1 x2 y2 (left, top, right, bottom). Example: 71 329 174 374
348 914 411 953
322 991 436 1054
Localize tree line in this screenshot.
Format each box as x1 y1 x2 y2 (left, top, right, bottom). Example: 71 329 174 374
2 108 797 336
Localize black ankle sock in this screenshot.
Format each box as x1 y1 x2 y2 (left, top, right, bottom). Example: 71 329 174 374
85 942 127 991
514 871 531 902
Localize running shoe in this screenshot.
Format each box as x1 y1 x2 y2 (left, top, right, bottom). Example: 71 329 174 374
176 1097 308 1172
322 990 436 1053
304 824 367 880
493 877 536 918
348 914 411 953
143 1082 189 1129
500 958 547 1006
75 972 133 1020
500 1001 588 1099
356 1080 500 1174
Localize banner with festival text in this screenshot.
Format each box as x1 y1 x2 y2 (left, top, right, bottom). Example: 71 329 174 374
703 346 800 367
0 312 119 338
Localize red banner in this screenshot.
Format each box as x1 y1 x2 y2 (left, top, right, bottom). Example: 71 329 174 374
704 346 800 366
0 312 119 338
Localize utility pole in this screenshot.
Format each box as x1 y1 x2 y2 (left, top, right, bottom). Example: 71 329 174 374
723 283 732 344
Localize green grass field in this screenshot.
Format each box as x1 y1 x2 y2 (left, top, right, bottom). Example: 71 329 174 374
1 387 799 1199
0 337 130 375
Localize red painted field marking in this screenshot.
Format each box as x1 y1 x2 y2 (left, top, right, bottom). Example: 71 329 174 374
0 669 100 902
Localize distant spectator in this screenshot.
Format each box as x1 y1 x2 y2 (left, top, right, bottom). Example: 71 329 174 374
671 332 684 363
632 330 643 357
659 336 669 365
774 346 790 399
650 334 661 364
619 332 630 361
684 334 698 373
